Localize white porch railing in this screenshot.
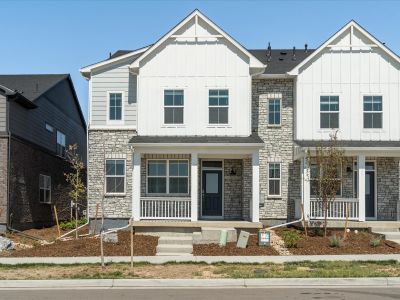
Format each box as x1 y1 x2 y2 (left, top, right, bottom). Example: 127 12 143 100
140 197 191 220
310 198 359 220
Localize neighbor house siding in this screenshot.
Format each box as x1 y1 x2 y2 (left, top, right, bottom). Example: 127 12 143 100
0 136 8 227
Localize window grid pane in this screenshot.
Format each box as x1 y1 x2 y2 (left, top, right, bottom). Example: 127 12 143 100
105 159 126 193
268 163 281 196
164 90 184 124
147 160 189 194
363 96 382 129
109 93 122 121
320 96 339 129
209 90 229 124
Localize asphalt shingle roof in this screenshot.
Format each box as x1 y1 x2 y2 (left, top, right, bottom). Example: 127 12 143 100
130 134 264 144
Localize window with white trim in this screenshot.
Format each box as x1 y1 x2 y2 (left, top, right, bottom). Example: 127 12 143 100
105 159 125 194
147 160 189 194
209 89 228 124
109 92 123 121
310 163 342 197
268 163 281 196
164 90 184 124
56 131 66 158
268 98 281 126
363 96 382 129
39 174 51 204
320 96 339 129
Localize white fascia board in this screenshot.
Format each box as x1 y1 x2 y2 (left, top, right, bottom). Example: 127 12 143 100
288 20 400 76
130 142 264 148
254 73 296 79
130 10 265 70
296 146 400 158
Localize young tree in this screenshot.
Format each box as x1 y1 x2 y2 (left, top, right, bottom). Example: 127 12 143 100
307 131 344 237
65 144 86 239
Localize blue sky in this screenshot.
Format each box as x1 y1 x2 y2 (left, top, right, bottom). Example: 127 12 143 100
1 0 400 120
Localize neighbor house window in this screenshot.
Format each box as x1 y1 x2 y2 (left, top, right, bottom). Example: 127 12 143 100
109 92 123 121
310 163 342 197
39 174 51 204
56 131 66 157
164 90 184 124
105 159 125 194
147 160 188 194
320 96 339 129
45 123 54 133
363 96 382 129
209 89 228 124
268 163 281 196
268 98 281 126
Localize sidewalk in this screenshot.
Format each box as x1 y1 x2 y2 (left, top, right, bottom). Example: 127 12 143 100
0 254 399 265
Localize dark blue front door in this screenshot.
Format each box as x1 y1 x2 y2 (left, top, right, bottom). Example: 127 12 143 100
202 170 222 217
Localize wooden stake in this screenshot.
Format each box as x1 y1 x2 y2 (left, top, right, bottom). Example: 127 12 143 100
130 219 134 268
301 203 308 237
344 203 350 239
53 205 61 238
92 203 99 235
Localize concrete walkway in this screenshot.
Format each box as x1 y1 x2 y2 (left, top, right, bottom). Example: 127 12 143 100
0 254 399 265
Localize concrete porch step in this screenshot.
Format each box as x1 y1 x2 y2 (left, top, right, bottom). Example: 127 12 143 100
156 252 193 256
375 232 400 240
370 227 399 233
158 236 193 245
387 239 400 245
156 244 193 254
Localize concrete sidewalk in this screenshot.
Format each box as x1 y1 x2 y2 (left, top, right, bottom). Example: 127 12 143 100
0 254 399 265
0 278 399 289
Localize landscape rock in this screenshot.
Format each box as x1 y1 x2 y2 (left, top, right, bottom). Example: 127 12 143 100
0 236 15 251
103 232 118 243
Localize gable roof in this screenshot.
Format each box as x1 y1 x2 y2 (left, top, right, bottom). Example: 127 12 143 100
288 20 400 75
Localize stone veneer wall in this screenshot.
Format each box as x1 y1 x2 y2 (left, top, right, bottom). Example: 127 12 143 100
376 157 399 220
88 130 135 219
242 157 252 220
252 78 297 221
223 159 243 220
0 136 8 226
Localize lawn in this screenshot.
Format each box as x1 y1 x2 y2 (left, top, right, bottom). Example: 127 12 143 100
0 261 399 279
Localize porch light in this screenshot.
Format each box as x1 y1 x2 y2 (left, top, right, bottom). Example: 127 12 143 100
346 166 353 173
230 168 237 175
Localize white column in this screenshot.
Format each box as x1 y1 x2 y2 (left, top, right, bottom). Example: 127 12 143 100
251 151 260 223
132 151 141 221
190 152 198 222
302 157 311 220
358 155 366 222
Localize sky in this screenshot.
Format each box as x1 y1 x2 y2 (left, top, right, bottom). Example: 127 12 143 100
1 0 400 120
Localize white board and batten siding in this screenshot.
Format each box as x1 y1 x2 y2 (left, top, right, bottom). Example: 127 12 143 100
296 26 400 141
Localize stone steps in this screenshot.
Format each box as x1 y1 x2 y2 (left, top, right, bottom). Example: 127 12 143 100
156 235 193 256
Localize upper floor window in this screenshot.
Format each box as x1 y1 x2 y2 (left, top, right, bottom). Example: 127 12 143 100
320 96 339 129
268 98 281 126
164 90 184 124
209 89 228 124
45 123 54 133
310 163 342 197
363 96 382 129
108 92 123 121
105 159 125 194
147 159 189 194
268 163 281 197
56 131 66 158
39 174 51 204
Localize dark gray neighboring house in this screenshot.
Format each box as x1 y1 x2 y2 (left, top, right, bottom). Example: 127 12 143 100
0 74 87 231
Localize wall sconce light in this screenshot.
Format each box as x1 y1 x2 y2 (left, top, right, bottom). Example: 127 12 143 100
346 166 353 173
230 168 237 175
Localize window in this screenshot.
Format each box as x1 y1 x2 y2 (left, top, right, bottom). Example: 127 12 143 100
268 99 281 126
105 160 125 194
310 163 342 197
209 89 228 124
147 160 189 194
363 96 382 129
320 96 339 129
56 131 66 158
39 174 51 204
164 90 184 124
109 92 123 121
45 123 54 133
268 163 281 196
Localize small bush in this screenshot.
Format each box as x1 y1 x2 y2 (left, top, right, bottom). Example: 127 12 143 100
370 237 382 247
281 230 303 248
329 234 344 248
60 218 87 230
312 228 325 237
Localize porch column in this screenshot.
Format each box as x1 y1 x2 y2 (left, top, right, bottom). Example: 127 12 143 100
358 155 366 222
251 151 260 222
190 152 198 222
132 151 141 221
301 157 311 220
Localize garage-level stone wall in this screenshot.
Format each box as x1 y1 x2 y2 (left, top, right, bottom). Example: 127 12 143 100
0 136 8 227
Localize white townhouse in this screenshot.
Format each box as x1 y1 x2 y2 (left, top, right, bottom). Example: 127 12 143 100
81 10 400 231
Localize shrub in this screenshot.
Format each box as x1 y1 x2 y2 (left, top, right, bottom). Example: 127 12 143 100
281 230 303 248
60 218 87 230
312 228 325 237
329 234 344 248
370 237 382 247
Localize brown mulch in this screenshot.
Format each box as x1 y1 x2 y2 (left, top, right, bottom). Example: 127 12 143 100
193 235 279 256
1 232 158 257
275 228 400 255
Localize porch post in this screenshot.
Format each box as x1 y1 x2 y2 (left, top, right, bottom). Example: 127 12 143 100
302 157 311 220
251 151 260 223
132 151 141 221
190 152 198 222
358 155 366 222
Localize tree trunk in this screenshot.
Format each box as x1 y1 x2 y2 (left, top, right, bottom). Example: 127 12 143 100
324 200 328 237
75 201 78 239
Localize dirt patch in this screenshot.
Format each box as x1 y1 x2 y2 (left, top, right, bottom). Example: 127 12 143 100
193 235 279 256
1 232 158 257
275 228 400 255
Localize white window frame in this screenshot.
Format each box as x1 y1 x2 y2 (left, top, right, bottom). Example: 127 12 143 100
208 89 229 125
320 95 340 129
105 159 126 196
163 89 184 125
56 130 66 158
363 95 383 130
310 162 342 198
267 162 282 197
39 174 51 204
146 159 189 195
106 91 124 125
45 123 54 133
268 98 282 127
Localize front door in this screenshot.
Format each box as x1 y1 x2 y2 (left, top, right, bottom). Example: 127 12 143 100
202 170 223 217
365 170 375 219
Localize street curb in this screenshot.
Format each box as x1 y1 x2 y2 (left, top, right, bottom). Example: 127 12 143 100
0 278 399 289
0 254 399 265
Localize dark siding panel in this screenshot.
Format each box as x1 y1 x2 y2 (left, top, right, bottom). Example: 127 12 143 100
0 94 7 132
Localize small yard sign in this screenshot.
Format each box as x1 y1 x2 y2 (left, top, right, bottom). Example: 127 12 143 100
258 230 270 247
236 230 250 248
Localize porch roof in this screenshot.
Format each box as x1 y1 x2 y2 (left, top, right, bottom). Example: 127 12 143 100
295 140 400 148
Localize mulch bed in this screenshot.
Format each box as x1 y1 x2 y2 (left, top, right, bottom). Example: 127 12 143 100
275 228 400 255
193 235 279 256
1 232 158 257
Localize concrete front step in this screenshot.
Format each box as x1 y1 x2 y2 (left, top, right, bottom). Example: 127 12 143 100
156 244 193 254
156 252 193 256
194 227 237 244
158 236 193 245
375 232 400 240
370 227 399 233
